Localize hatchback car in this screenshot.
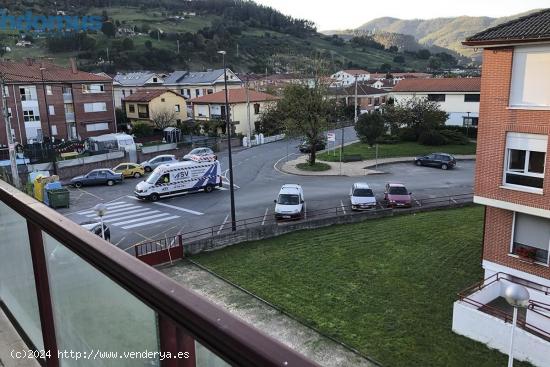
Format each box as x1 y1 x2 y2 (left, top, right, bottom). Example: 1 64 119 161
299 139 326 153
140 154 178 172
414 153 456 170
182 147 217 162
384 183 412 208
274 184 305 220
112 163 145 178
349 182 377 210
70 169 123 188
80 221 111 242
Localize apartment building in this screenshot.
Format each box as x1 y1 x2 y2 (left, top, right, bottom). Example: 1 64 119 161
330 83 389 114
391 78 481 126
112 72 165 108
123 89 188 126
163 69 242 100
0 59 115 146
452 10 550 367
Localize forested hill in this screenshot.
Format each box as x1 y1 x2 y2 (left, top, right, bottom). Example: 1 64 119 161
0 0 447 73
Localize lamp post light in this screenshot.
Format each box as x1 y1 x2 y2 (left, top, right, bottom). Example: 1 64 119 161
504 283 530 367
218 50 237 232
93 203 108 240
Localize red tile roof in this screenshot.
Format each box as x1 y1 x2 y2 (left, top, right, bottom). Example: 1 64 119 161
0 61 112 83
391 78 481 93
189 88 279 104
123 89 182 102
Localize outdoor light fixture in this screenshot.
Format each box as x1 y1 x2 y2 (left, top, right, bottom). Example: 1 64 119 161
93 203 108 240
504 283 530 367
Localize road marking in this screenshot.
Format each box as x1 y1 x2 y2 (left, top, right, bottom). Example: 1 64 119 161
262 208 269 225
415 199 421 207
111 213 175 226
114 236 127 247
77 188 103 200
273 153 299 175
217 214 229 235
100 203 136 210
451 198 457 204
340 200 347 215
84 205 142 217
127 196 140 200
222 181 240 189
77 202 127 215
218 187 229 191
96 208 152 220
101 210 161 222
153 202 204 216
121 215 180 230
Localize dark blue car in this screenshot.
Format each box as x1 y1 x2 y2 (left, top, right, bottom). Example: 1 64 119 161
70 169 124 188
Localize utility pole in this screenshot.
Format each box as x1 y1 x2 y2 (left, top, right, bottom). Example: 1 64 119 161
177 39 180 54
354 74 359 124
0 75 22 189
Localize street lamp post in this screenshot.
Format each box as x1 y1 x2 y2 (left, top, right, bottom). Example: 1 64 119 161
93 203 108 240
40 67 58 176
218 50 237 231
504 284 530 367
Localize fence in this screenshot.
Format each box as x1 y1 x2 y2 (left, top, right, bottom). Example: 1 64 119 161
128 192 474 265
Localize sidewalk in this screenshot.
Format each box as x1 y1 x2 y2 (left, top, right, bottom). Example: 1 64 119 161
279 154 477 177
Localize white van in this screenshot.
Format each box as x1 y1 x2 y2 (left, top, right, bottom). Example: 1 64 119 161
134 160 222 201
274 184 305 220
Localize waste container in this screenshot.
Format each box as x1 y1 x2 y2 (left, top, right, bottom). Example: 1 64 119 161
47 188 70 209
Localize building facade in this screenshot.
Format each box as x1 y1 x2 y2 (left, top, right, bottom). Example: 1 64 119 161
0 59 116 146
452 10 550 367
391 78 481 126
163 69 242 100
330 69 370 87
112 72 165 109
123 89 188 127
330 84 389 115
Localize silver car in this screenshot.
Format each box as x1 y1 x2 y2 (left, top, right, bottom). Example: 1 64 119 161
140 154 178 172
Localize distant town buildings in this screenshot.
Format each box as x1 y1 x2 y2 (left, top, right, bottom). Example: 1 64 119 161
330 83 390 114
123 89 188 127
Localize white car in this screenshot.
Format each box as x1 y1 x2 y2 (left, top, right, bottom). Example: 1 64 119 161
182 147 217 162
350 182 377 210
274 184 305 220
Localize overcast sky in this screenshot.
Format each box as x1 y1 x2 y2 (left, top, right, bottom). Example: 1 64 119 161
254 0 548 30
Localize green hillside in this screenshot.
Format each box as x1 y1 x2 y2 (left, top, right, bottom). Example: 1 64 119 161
0 0 433 73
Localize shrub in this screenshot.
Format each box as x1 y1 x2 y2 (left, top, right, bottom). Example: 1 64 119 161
376 134 400 144
418 130 447 146
439 130 469 145
131 122 153 138
438 125 477 139
398 127 417 142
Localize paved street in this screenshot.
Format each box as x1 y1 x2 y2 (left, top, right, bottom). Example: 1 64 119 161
57 127 475 250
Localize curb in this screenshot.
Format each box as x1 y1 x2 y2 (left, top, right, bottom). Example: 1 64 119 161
363 156 477 169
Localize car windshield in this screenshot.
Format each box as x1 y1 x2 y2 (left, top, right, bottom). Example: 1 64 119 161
389 187 408 195
146 172 160 184
278 194 300 205
189 149 202 154
353 188 373 197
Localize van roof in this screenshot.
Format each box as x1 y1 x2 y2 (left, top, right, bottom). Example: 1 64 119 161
279 184 302 194
353 182 370 189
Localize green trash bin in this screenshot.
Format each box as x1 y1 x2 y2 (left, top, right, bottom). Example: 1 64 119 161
47 188 70 209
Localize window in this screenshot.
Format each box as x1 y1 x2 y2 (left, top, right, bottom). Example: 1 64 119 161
48 105 55 115
368 98 373 105
207 89 213 94
464 94 480 102
510 45 550 108
427 94 445 102
174 104 180 112
51 125 57 135
82 84 105 93
84 102 107 113
153 77 158 83
62 86 71 95
504 132 547 191
19 86 36 101
463 116 479 127
85 122 109 132
23 109 38 122
254 103 260 115
161 98 165 102
128 104 135 113
122 90 126 97
511 213 550 264
195 89 200 97
64 103 74 114
3 85 8 96
46 85 53 95
7 107 11 118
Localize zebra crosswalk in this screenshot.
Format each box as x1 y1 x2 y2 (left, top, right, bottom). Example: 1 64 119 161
75 201 181 230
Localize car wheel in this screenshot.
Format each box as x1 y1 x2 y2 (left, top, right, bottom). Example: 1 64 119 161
74 182 83 188
441 164 448 170
204 184 214 193
415 160 422 166
134 172 141 178
149 193 160 202
144 166 152 172
107 180 114 186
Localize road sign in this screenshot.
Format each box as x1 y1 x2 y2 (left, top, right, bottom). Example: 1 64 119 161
327 132 336 142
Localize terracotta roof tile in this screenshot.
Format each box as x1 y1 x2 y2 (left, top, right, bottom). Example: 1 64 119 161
189 88 278 104
391 78 481 93
0 61 111 83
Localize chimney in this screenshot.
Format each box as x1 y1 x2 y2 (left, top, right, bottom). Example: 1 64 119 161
69 58 78 74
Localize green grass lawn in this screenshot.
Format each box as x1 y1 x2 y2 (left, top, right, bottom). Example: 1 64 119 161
318 141 477 162
296 162 331 171
192 207 531 367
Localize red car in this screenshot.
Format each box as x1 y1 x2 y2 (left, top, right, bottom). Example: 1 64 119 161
384 183 412 208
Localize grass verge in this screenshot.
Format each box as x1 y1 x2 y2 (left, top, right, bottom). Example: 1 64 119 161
296 162 331 171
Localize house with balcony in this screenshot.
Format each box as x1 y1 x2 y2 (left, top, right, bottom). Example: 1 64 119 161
123 89 188 127
452 10 550 367
329 83 389 114
391 78 481 126
188 88 278 136
0 59 116 145
330 69 370 87
163 69 242 100
112 72 165 108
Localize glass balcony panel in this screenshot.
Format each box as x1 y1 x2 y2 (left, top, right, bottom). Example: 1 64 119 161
195 341 231 367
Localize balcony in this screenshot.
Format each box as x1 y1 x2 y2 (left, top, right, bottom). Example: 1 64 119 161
65 112 75 123
62 93 73 103
452 272 550 367
0 180 317 367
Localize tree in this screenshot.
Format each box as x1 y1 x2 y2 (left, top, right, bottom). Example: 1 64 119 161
380 63 392 73
150 107 178 130
383 98 448 139
101 21 116 37
393 55 405 63
255 105 285 136
428 56 442 70
122 38 134 50
416 49 431 60
355 112 385 146
144 40 153 50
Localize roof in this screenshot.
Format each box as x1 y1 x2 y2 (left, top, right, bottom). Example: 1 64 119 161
114 72 162 86
0 61 111 83
164 69 242 85
331 83 389 96
189 88 278 104
341 69 369 75
123 89 183 102
464 9 550 46
391 78 481 93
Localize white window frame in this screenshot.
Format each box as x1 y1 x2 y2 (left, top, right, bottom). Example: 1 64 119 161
509 45 550 109
85 122 109 132
48 105 55 115
510 212 550 266
174 104 180 112
82 84 105 94
51 125 58 136
84 102 107 113
503 132 547 194
46 85 53 95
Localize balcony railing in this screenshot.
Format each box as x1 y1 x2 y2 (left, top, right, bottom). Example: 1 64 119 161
0 179 318 367
62 93 73 103
65 112 75 122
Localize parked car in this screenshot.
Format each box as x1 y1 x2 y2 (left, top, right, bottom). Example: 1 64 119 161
384 183 412 208
299 139 326 153
274 184 305 220
140 154 178 172
182 147 217 162
70 169 123 188
349 182 377 210
414 153 456 170
112 163 145 178
80 221 111 242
